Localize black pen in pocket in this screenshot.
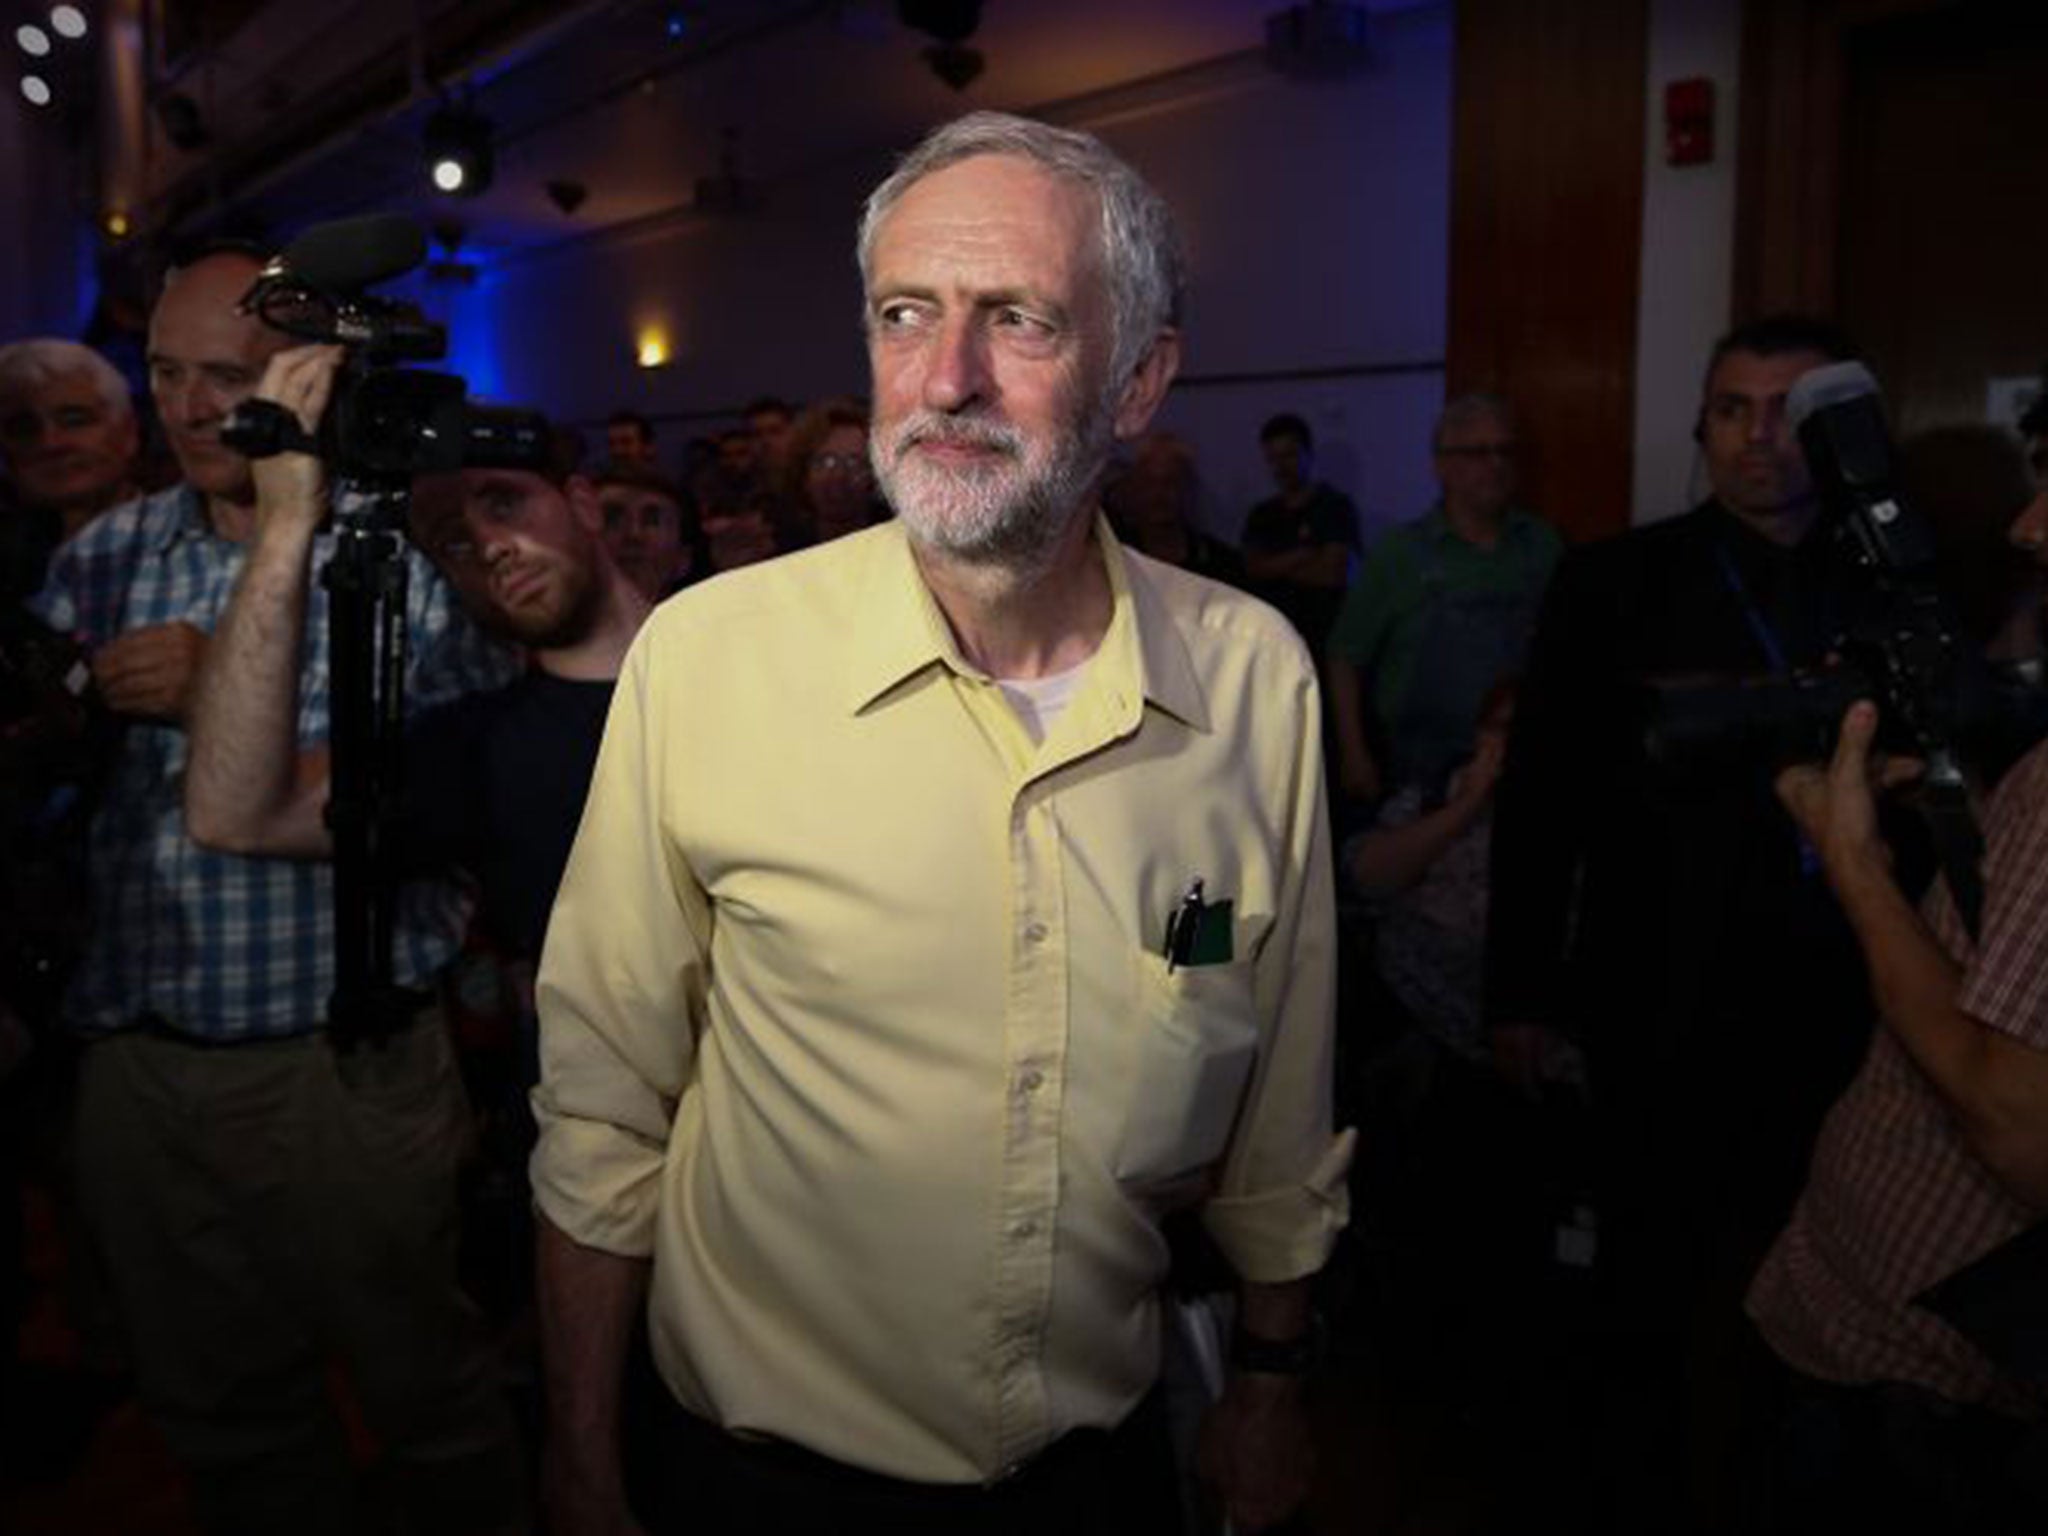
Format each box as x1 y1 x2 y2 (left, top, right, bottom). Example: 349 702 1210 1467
1163 877 1205 972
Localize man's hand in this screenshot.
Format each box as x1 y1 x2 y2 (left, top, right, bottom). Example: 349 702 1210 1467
536 1220 652 1536
1339 745 1382 805
1490 1021 1586 1100
93 621 208 723
540 1451 651 1536
1198 1373 1315 1533
1447 728 1507 811
1773 700 1922 889
248 344 344 541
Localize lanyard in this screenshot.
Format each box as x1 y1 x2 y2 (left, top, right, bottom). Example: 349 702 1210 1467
1713 541 1794 676
1713 540 1827 878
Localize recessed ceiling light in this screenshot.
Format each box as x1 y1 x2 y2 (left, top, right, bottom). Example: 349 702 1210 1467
22 74 52 106
17 24 50 55
424 104 495 198
49 7 88 41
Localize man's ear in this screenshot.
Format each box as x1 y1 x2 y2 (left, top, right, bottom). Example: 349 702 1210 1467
565 474 602 534
1112 329 1182 443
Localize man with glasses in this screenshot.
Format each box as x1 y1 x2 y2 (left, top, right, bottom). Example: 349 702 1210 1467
1327 392 1558 806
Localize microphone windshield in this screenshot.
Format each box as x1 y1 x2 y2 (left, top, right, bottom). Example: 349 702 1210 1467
1788 360 1882 432
281 214 428 293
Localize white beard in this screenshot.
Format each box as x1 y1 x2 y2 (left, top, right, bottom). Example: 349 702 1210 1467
873 399 1114 571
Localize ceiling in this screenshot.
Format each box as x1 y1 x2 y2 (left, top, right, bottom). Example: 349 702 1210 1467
119 0 1425 263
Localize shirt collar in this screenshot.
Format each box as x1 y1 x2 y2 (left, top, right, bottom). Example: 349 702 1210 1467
143 483 216 555
839 515 1209 733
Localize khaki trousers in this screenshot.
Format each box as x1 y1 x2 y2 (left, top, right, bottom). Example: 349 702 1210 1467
75 1017 526 1536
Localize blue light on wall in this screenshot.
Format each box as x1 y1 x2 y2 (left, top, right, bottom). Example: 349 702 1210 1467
383 254 506 403
441 268 507 403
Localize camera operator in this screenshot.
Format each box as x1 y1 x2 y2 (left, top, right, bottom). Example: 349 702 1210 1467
1482 315 1898 1528
1744 389 2048 1532
184 341 650 1137
28 246 525 1536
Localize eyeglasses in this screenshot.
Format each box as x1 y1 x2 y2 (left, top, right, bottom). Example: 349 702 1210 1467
810 452 870 477
1435 442 1519 460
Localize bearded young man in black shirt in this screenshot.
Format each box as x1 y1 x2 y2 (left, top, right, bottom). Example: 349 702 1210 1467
1482 316 1891 1532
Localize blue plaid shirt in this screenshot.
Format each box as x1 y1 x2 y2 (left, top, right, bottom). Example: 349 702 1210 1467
32 485 519 1041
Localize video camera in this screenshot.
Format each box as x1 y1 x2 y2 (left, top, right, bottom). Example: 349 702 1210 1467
214 212 558 1044
220 213 550 505
1644 361 2048 935
1644 367 1949 763
1645 363 2044 778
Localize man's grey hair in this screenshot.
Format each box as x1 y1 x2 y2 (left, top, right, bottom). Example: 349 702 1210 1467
0 338 135 420
857 111 1186 388
1433 391 1517 448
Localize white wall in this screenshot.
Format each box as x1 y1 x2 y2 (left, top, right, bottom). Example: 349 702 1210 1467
1128 4 1453 543
467 3 1454 546
1631 0 1743 525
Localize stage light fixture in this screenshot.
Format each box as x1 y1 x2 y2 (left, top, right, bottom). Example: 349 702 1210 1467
425 105 495 197
104 211 130 238
899 1 985 92
21 73 51 105
49 6 87 40
17 24 50 55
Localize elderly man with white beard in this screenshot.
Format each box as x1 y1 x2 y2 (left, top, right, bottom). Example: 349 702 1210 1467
531 111 1352 1536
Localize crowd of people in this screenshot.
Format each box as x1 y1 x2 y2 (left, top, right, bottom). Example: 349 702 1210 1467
1 106 2047 1536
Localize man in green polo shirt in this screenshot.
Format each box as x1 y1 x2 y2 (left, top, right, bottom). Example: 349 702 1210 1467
1327 393 1560 804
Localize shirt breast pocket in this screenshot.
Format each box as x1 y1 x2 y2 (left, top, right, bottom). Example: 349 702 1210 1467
1113 950 1260 1189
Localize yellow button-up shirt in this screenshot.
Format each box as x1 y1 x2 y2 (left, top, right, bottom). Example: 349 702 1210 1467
532 518 1351 1484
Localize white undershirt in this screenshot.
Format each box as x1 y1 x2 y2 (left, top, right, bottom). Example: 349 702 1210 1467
996 659 1091 745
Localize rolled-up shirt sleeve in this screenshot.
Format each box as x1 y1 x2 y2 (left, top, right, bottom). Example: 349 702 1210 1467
530 621 709 1257
1201 649 1354 1283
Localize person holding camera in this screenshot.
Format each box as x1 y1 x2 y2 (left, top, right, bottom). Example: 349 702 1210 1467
1482 315 1896 1528
182 344 651 968
1743 390 2048 1532
28 246 525 1536
183 345 654 1344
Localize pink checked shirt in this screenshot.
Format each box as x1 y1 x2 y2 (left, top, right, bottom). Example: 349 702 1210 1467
1748 739 2048 1407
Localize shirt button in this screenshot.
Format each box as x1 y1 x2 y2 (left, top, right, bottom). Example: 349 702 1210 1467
1018 1069 1044 1095
1011 1219 1037 1241
1023 922 1049 945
